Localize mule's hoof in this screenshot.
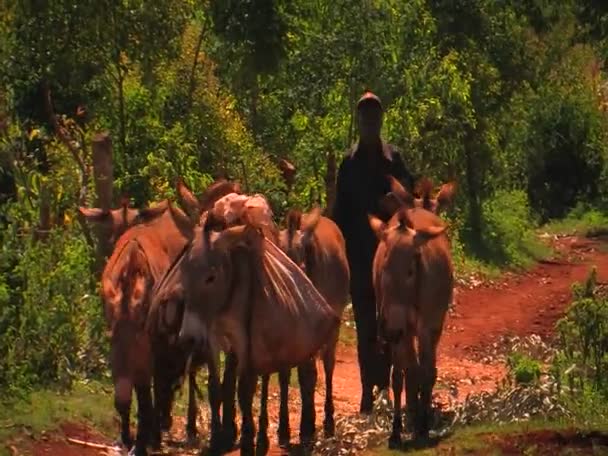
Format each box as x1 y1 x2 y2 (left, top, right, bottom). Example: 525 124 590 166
208 433 224 455
278 430 290 449
150 434 162 451
255 432 270 454
114 435 133 450
388 434 401 450
300 436 315 453
223 423 238 449
239 438 255 456
323 419 335 438
127 446 147 456
186 432 199 448
160 416 173 432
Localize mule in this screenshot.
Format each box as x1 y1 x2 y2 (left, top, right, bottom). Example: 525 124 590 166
368 177 456 448
161 193 339 455
273 207 350 448
100 201 198 455
79 197 169 245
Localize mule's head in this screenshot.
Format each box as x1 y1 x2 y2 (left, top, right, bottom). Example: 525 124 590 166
79 197 169 245
178 213 264 347
279 206 322 272
380 176 457 217
103 242 153 402
368 209 446 343
176 177 242 222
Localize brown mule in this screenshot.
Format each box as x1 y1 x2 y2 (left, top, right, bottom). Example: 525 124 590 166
274 207 350 448
369 176 456 448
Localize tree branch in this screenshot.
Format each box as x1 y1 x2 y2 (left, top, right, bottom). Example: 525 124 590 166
186 18 208 111
41 80 94 248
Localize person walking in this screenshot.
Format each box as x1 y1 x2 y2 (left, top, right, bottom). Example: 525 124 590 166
331 90 416 413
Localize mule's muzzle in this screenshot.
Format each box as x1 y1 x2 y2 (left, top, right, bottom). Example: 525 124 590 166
178 308 207 349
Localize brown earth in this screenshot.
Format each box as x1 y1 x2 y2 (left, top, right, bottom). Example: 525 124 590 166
18 235 608 455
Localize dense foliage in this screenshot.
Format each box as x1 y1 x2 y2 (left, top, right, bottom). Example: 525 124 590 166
1 1 608 392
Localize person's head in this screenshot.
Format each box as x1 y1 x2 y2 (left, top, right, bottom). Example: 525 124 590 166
357 91 383 140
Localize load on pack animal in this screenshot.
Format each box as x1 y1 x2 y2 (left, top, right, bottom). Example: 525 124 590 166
156 191 340 455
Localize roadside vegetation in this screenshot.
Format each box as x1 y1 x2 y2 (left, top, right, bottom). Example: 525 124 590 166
2 0 608 453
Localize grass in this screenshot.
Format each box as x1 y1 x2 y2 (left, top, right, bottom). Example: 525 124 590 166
543 207 608 238
0 380 116 455
364 419 608 456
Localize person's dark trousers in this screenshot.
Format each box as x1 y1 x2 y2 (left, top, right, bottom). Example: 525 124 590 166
350 266 392 414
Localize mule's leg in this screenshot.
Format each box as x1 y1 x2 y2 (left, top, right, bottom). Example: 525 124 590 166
402 332 420 434
256 375 270 454
207 360 224 454
152 365 173 450
186 370 198 445
114 378 133 449
277 368 291 448
416 329 441 441
237 371 257 456
297 358 317 449
131 383 155 456
388 366 403 449
221 351 238 451
322 329 339 437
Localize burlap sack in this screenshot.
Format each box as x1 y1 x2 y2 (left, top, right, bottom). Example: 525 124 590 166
248 237 340 373
209 192 339 373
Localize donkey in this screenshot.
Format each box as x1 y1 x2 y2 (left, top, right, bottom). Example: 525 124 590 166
100 201 199 455
80 198 202 440
273 207 350 447
368 176 456 448
163 194 340 455
79 197 169 246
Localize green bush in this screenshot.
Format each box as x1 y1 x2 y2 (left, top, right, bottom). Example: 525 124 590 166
0 217 106 395
555 268 608 394
508 352 542 385
480 189 548 267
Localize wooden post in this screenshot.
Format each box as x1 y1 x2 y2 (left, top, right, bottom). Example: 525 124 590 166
91 132 114 265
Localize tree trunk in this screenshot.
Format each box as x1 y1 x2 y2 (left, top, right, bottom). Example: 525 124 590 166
92 132 114 269
35 180 51 242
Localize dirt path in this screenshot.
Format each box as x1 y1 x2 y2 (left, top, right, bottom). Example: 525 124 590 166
23 235 608 455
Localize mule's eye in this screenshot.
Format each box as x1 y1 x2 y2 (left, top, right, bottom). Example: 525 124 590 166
205 274 216 284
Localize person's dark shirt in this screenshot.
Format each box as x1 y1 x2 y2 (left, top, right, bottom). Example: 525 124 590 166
331 141 415 273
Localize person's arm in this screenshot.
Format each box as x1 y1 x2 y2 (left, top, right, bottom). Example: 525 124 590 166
330 158 349 232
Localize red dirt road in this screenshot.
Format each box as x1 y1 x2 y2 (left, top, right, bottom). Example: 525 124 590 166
20 235 608 455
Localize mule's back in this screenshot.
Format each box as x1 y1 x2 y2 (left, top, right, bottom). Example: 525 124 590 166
304 215 350 313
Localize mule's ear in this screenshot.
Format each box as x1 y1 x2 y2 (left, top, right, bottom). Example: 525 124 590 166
386 175 415 207
217 223 263 252
78 207 111 223
176 177 201 217
301 205 322 234
412 224 447 249
379 193 403 218
368 214 387 241
416 177 435 211
286 208 302 238
137 200 169 222
119 195 130 208
436 182 457 213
